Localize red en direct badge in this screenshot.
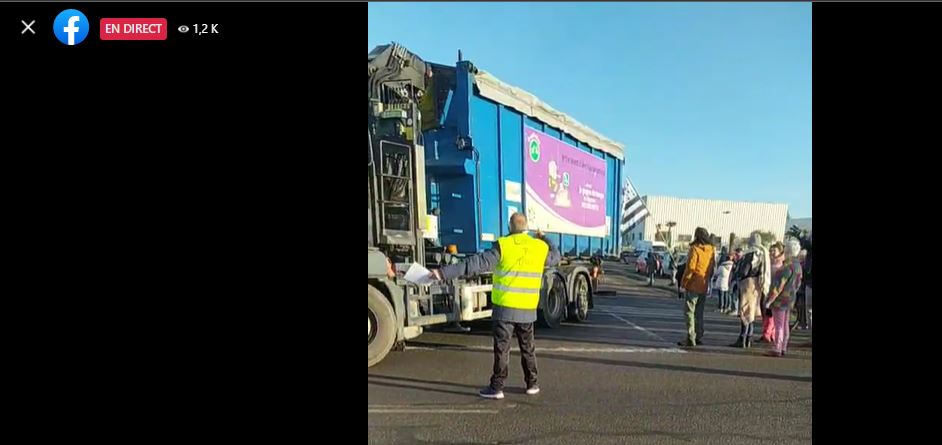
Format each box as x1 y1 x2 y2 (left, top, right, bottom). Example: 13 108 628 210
100 18 168 40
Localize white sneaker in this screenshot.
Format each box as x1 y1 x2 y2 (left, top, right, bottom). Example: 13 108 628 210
526 386 540 395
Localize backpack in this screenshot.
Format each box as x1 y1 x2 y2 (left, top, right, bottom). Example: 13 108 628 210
735 251 761 280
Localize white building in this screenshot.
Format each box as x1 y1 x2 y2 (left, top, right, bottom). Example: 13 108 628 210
625 196 789 250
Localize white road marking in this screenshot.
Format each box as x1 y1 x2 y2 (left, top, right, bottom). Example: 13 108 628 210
570 323 741 338
601 308 672 344
643 328 741 337
593 304 684 318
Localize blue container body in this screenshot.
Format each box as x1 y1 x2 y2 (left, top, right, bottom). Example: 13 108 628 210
424 61 623 257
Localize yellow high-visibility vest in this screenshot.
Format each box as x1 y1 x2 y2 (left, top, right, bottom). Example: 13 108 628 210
492 233 549 310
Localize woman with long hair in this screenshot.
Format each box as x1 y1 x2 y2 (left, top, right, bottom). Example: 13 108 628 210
678 227 716 347
764 239 802 357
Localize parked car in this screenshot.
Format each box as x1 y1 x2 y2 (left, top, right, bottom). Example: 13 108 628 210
633 240 669 254
636 252 662 274
655 252 674 276
635 253 648 274
638 252 674 277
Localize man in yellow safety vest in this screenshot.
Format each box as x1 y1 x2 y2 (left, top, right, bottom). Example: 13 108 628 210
430 212 561 399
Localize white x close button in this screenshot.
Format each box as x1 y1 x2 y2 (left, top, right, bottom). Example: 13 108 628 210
21 20 36 35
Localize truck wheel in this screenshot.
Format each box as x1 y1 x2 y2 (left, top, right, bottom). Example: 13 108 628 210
567 273 590 323
538 274 566 329
369 285 396 368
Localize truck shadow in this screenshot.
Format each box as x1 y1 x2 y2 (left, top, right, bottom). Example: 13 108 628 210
536 352 813 382
368 377 479 398
369 374 531 395
401 345 811 383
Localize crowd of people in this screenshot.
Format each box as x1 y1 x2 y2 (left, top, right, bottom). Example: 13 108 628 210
677 230 812 356
422 213 812 399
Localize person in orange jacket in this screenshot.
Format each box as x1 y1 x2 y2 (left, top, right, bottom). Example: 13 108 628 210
678 227 716 347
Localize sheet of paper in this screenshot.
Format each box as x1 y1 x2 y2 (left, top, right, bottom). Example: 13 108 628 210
403 262 433 285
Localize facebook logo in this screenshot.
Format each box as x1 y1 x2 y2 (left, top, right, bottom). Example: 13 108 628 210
53 9 89 46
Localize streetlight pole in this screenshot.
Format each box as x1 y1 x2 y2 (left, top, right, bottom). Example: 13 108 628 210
666 221 676 250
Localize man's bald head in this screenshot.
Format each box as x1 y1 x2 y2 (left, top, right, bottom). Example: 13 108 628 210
509 212 528 234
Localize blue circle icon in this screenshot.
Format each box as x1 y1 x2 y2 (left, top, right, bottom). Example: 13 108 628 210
53 9 89 46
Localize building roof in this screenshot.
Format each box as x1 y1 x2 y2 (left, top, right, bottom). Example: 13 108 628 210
643 195 788 207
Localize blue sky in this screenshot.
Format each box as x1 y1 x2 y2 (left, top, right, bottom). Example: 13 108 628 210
369 2 812 217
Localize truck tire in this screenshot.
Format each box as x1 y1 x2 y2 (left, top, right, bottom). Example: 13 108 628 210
538 274 566 329
368 285 396 368
567 272 590 323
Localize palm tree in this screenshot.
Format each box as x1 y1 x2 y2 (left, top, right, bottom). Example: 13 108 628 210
787 225 807 241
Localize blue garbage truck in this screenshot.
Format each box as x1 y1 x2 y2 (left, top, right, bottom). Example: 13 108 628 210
368 43 626 367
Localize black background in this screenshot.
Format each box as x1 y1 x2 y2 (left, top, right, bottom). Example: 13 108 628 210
3 1 364 438
813 1 937 441
1 0 938 440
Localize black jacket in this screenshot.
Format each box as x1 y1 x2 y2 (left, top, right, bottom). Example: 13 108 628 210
675 263 686 285
800 237 812 286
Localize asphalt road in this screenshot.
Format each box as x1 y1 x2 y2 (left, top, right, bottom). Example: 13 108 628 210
368 262 812 444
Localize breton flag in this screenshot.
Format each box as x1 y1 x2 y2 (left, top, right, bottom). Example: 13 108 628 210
620 177 650 235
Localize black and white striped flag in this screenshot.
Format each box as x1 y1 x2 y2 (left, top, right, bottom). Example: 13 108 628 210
620 177 649 235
